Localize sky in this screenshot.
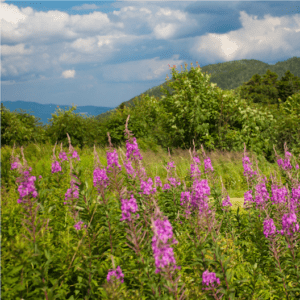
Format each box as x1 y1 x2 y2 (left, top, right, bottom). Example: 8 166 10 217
1 0 300 110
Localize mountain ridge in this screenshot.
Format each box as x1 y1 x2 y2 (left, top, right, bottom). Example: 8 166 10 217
95 56 300 121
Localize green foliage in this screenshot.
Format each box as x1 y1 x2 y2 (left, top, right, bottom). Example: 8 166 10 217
276 70 300 102
275 92 300 156
238 69 300 106
1 103 51 148
43 104 105 150
100 95 170 154
157 63 223 152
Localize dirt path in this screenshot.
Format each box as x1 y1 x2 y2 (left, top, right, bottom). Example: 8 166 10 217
209 197 244 210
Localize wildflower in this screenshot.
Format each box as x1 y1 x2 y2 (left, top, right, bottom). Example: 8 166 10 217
106 149 122 173
243 190 253 208
202 270 221 289
204 158 214 172
263 218 277 238
281 213 300 236
254 183 269 208
271 186 288 204
93 168 110 189
74 221 87 231
151 215 180 274
107 266 124 283
120 195 139 222
242 156 257 179
155 176 163 188
222 195 232 207
139 177 157 195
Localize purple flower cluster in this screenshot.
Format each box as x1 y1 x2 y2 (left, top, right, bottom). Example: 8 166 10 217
254 183 270 208
243 190 253 208
242 156 257 179
122 137 147 179
120 194 139 222
263 218 277 238
292 185 300 201
165 177 181 189
162 161 181 191
93 168 110 191
271 185 288 204
10 147 51 243
51 161 62 173
125 137 143 161
280 213 300 236
151 215 179 274
202 270 221 289
74 220 87 231
155 176 163 188
277 151 293 171
139 178 157 195
51 147 81 207
11 159 38 203
190 156 201 179
64 177 80 206
107 266 124 283
180 178 211 216
123 159 136 178
222 195 232 207
106 149 122 174
204 157 214 173
191 179 211 212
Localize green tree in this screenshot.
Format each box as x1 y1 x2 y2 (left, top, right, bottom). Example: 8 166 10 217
276 70 300 103
43 104 103 150
0 103 50 147
274 92 300 156
238 71 279 105
237 69 300 108
158 63 223 151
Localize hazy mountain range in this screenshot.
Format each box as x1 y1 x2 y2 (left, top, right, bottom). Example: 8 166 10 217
1 100 114 127
2 56 299 127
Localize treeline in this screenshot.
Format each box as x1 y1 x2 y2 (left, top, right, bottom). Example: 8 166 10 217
235 69 300 106
1 61 300 165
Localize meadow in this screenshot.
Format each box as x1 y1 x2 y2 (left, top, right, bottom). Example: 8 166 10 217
1 114 300 300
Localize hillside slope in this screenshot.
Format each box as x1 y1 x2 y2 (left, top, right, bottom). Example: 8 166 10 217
95 57 300 122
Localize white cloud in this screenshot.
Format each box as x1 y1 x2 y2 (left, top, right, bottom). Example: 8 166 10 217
1 43 33 56
189 10 300 63
0 2 29 24
1 1 300 108
101 54 182 82
61 70 76 79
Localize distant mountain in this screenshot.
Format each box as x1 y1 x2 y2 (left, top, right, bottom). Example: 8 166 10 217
1 100 115 127
95 56 300 122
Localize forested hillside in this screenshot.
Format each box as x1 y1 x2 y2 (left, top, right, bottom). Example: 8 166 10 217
96 56 300 122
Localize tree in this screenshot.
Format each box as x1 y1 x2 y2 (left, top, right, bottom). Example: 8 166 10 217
158 63 223 151
276 70 300 103
236 69 300 107
238 70 280 105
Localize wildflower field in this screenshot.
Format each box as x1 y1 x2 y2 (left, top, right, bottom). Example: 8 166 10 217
1 115 300 300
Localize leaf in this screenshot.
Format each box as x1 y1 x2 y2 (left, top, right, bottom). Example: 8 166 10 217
8 265 23 275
